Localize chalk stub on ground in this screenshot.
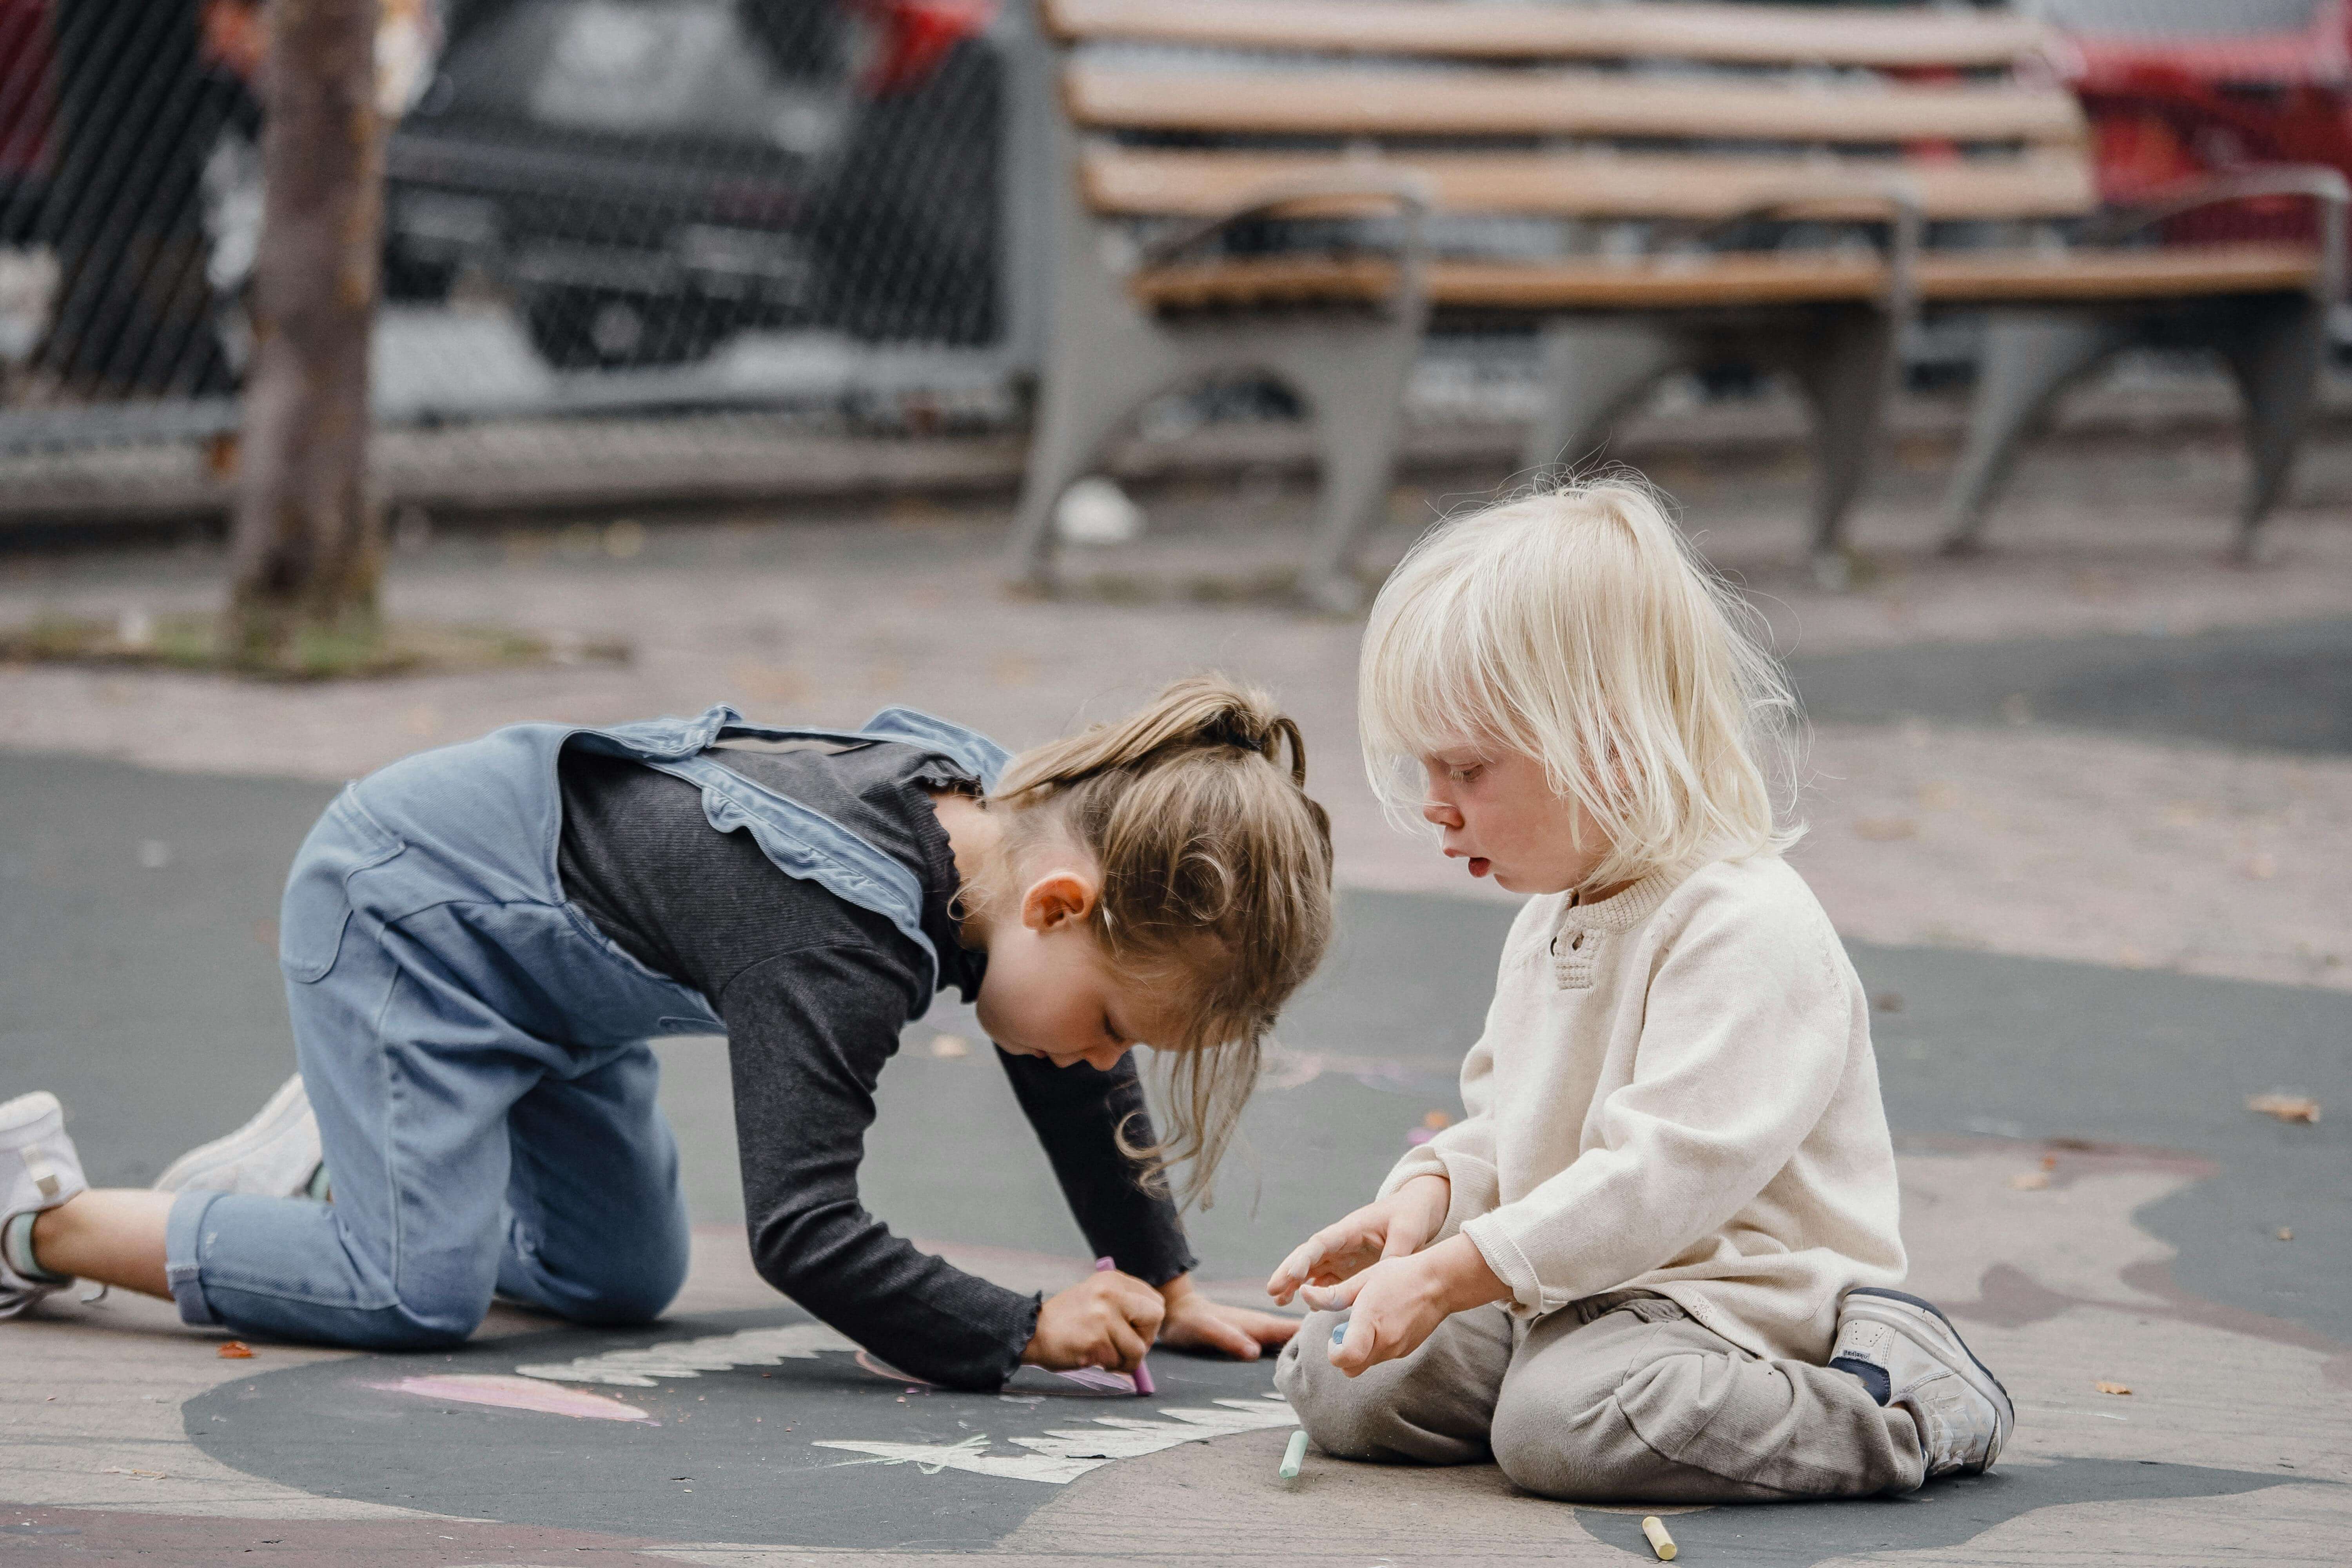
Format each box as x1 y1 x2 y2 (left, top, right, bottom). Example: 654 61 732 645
1278 1428 1308 1480
1642 1514 1677 1560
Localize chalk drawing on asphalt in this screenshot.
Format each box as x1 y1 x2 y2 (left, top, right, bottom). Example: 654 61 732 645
813 1397 1300 1485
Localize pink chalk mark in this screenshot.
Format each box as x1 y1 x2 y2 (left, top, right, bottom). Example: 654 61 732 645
1053 1366 1138 1394
372 1373 650 1422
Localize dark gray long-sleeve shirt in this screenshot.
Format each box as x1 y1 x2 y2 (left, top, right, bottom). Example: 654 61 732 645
554 737 1195 1390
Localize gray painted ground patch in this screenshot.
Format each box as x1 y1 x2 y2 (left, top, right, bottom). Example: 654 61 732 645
1573 1459 2324 1565
187 1307 1290 1550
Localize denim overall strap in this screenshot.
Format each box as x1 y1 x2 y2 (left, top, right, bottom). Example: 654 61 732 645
577 705 1010 998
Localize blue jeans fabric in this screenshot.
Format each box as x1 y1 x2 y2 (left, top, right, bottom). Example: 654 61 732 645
163 705 1007 1348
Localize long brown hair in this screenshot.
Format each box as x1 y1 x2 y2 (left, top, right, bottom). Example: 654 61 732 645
989 675 1334 1205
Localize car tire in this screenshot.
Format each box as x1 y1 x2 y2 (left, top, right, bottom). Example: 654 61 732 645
522 287 728 370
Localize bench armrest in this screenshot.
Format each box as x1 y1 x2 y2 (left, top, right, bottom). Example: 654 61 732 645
2093 168 2349 301
1133 170 1434 313
1683 178 1925 318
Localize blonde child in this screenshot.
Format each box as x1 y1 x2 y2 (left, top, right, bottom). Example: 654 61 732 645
3 677 1328 1390
1267 483 2011 1501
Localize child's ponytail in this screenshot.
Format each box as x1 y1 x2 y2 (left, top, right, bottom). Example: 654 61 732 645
991 675 1334 1204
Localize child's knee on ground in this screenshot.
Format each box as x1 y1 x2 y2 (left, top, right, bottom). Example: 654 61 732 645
1278 1305 1510 1466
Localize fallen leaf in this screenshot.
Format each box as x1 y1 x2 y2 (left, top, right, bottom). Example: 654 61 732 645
2094 1381 2132 1396
2007 1171 2050 1191
217 1341 253 1359
2040 1153 2058 1170
2247 1094 2321 1124
1422 1110 1452 1131
929 1033 970 1060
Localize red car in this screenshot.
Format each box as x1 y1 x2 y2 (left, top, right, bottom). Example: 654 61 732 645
2049 0 2352 249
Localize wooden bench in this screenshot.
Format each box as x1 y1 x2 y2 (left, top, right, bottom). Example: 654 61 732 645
1006 0 2345 605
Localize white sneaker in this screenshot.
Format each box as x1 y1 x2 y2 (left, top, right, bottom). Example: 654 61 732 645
153 1074 324 1200
1830 1287 2014 1479
1 1091 89 1319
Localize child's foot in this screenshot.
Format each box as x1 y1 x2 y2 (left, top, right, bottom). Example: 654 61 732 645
1 1091 88 1318
153 1074 325 1200
1831 1287 2014 1478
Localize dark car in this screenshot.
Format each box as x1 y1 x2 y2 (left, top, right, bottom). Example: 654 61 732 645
385 0 1002 368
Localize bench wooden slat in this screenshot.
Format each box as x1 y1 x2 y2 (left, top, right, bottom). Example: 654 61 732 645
1916 244 2321 301
1065 65 2086 147
1045 0 2050 70
1127 243 2322 313
1081 147 2099 223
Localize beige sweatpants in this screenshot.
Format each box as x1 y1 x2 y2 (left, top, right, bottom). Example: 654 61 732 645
1275 1293 1927 1503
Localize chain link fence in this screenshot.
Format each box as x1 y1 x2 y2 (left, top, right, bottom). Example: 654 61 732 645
0 0 2343 511
0 0 1038 462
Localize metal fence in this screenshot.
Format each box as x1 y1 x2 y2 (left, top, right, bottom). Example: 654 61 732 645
0 0 1047 457
0 0 2342 480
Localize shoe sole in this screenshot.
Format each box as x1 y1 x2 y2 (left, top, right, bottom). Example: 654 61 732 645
152 1075 317 1196
0 1091 63 1141
1842 1287 2015 1465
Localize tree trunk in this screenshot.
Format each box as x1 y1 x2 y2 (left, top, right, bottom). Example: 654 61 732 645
227 0 385 673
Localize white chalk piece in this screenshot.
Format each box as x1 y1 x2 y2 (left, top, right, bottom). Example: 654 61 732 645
1054 477 1145 545
1278 1428 1308 1480
1642 1515 1677 1561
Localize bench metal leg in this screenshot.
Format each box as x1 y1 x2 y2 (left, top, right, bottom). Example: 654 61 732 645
1940 311 2129 556
2217 294 2326 564
1521 320 1689 476
1785 307 1895 588
1287 320 1424 613
1004 320 1188 593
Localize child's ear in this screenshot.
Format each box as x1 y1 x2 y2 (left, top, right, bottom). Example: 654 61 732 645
1020 871 1099 933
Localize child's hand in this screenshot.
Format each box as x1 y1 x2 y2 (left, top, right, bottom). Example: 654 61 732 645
1154 1274 1299 1361
1024 1268 1165 1374
1311 1233 1510 1376
1264 1173 1450 1306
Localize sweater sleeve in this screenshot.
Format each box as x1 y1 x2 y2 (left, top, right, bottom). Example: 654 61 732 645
1374 897 1557 1238
996 1048 1196 1285
1377 1026 1501 1240
1459 893 1855 1317
723 944 1042 1391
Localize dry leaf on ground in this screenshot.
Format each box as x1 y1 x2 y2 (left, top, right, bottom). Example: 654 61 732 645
1423 1110 1452 1130
2095 1380 2133 1396
217 1340 253 1359
2247 1093 2321 1124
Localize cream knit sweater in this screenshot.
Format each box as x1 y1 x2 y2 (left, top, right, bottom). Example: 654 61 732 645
1380 853 1906 1363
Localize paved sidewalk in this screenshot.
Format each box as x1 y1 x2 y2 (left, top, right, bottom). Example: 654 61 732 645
2 430 2348 989
3 431 2348 1563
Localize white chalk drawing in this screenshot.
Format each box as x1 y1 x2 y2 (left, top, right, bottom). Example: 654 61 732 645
518 1323 1299 1487
813 1397 1300 1485
515 1322 861 1387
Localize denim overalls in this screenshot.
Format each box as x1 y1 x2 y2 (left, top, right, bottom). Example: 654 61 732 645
163 706 1009 1348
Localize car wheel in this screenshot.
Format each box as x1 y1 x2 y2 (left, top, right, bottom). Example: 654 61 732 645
523 288 728 371
382 249 458 304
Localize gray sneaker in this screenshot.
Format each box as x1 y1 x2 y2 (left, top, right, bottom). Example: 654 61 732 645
153 1074 325 1200
1830 1287 2014 1478
1 1091 89 1319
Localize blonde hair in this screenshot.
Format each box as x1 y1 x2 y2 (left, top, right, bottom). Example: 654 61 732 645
989 675 1334 1205
1359 477 1800 892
